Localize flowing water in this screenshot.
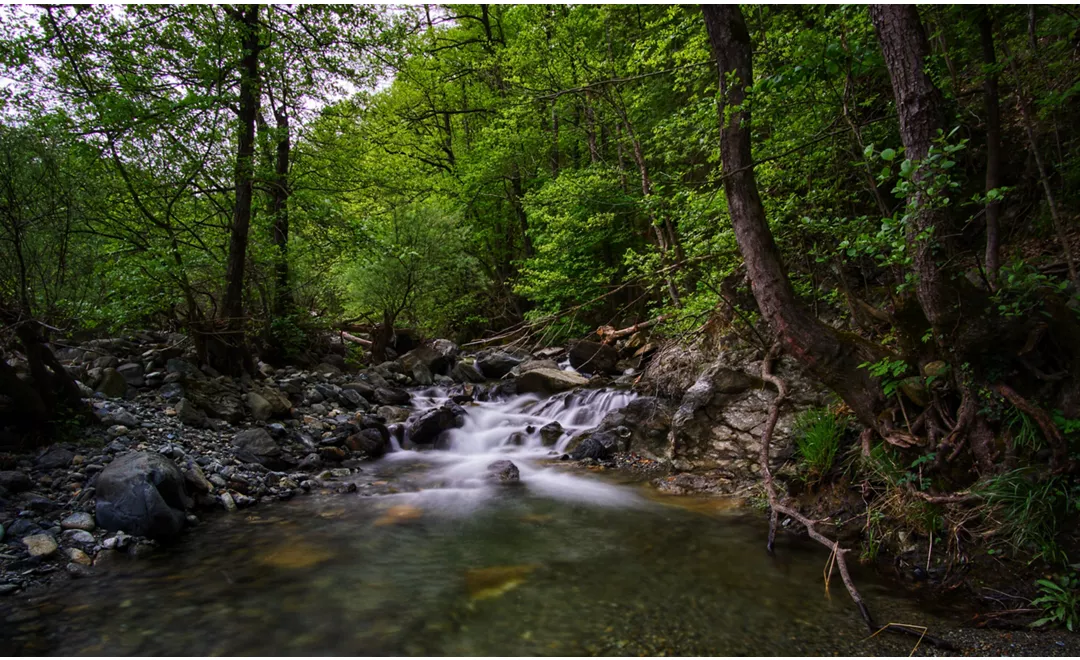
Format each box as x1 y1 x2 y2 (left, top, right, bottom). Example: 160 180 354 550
1 387 964 656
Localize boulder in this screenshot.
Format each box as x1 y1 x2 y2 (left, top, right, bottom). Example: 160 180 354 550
253 387 292 416
568 340 619 374
402 344 455 376
166 358 203 379
588 396 674 461
405 403 465 448
61 512 96 532
116 362 145 387
517 359 559 373
373 387 410 406
244 392 273 421
175 398 209 428
486 460 521 485
95 451 190 540
539 421 564 446
37 446 75 470
565 427 630 461
476 350 523 379
97 368 128 397
231 428 283 468
0 470 32 493
515 368 589 395
411 362 434 386
345 428 388 459
183 377 244 423
451 361 485 384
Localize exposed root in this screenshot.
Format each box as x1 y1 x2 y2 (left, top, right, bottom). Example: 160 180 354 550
758 343 956 651
991 382 1069 471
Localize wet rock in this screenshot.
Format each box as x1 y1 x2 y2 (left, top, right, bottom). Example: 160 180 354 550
181 460 213 495
60 512 96 532
565 427 630 462
405 403 465 448
22 534 58 558
0 471 32 494
402 344 456 376
165 358 202 379
475 350 523 379
66 562 96 578
450 361 485 384
219 491 238 512
345 428 388 459
67 547 93 566
539 421 564 446
97 368 128 397
95 451 190 540
568 340 619 374
341 388 368 408
6 518 40 538
319 446 347 462
515 368 589 395
377 405 410 424
486 460 521 485
36 446 75 470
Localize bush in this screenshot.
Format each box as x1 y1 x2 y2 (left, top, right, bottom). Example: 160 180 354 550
976 468 1071 563
793 407 846 481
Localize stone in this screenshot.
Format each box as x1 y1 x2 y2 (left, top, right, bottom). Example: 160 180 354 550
0 470 32 494
175 398 209 428
116 362 145 387
314 362 342 376
517 359 559 373
183 377 244 423
539 421 564 446
107 424 129 437
66 562 96 578
373 387 410 405
345 428 388 459
411 362 434 386
103 408 139 427
95 451 190 540
450 361 485 384
22 534 58 558
67 547 93 566
404 403 465 447
486 460 521 485
402 345 456 376
97 368 127 397
36 446 75 470
899 376 929 407
341 388 367 408
244 392 273 421
220 491 237 512
319 446 347 462
165 358 202 379
568 340 619 374
60 512 96 531
515 368 589 395
182 461 213 494
61 529 95 546
475 351 523 379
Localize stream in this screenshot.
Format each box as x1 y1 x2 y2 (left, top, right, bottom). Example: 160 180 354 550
1 386 965 655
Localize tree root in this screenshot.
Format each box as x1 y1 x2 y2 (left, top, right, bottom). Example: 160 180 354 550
991 382 1070 471
758 344 956 651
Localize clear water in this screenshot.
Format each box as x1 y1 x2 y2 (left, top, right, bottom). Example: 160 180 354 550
0 389 961 656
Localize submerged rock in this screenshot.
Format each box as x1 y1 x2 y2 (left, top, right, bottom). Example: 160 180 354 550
485 460 521 485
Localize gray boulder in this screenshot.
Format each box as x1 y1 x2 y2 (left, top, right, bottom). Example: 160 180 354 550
451 361 485 384
476 351 523 379
231 428 283 468
405 403 465 448
568 340 619 374
116 362 145 387
95 451 190 540
37 446 75 470
97 368 128 397
244 392 273 421
0 470 32 493
515 368 589 395
175 398 209 428
486 460 521 485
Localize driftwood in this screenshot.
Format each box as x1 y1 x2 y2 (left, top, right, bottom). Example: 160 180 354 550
757 344 956 651
595 315 670 344
340 331 372 348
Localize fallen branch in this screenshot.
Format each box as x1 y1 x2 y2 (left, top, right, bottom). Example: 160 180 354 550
595 315 670 344
340 331 372 347
757 344 956 650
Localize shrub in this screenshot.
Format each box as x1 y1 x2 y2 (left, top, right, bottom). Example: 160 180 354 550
793 407 846 481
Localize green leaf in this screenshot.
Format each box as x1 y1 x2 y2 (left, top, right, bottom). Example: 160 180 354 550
880 148 896 161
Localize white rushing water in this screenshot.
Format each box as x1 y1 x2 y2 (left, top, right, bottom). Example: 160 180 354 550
382 386 643 507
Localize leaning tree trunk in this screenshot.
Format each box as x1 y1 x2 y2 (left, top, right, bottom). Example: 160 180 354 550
217 4 261 376
701 4 888 432
978 7 1003 288
869 5 960 346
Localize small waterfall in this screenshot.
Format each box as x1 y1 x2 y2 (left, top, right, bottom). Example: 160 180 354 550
383 385 640 506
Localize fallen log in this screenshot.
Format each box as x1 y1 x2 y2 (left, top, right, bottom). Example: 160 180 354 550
340 331 372 347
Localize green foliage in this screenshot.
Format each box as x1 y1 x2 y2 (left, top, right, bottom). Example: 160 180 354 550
793 407 846 481
976 468 1072 563
859 357 910 398
1032 574 1080 632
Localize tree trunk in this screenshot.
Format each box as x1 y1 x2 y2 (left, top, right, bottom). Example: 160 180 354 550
979 7 1002 287
218 4 261 375
869 5 957 343
271 103 291 318
702 4 887 431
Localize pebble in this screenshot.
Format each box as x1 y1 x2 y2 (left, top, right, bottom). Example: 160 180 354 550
60 512 96 532
66 548 93 566
22 534 58 558
62 529 96 546
220 491 238 512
